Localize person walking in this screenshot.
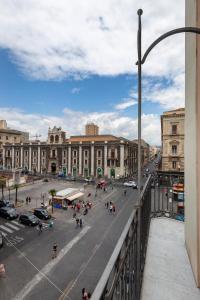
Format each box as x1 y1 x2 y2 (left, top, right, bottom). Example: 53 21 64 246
82 288 88 300
109 204 113 214
76 217 79 227
38 221 43 234
52 243 58 259
124 189 127 196
28 197 31 204
26 197 28 205
113 204 116 214
79 218 83 228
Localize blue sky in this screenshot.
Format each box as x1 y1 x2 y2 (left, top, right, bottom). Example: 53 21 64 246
0 0 185 145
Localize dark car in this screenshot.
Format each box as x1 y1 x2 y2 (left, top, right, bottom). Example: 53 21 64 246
0 207 19 220
34 208 51 220
19 213 40 226
0 200 14 208
0 232 4 248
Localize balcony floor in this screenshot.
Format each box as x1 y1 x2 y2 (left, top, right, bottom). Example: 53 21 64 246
141 217 200 300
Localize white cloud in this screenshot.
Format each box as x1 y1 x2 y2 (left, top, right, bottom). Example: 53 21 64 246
143 73 185 109
115 98 137 110
0 0 184 80
0 107 161 145
71 87 80 94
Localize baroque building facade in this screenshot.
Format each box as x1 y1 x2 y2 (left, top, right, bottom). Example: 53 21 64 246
0 120 29 169
161 108 185 172
2 125 143 179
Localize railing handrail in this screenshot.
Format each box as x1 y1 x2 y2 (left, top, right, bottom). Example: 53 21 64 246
91 175 152 300
91 208 137 300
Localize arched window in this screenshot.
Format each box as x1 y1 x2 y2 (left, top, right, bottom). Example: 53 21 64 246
55 135 59 143
50 135 54 143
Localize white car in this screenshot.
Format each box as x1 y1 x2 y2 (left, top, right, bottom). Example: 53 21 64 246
123 181 138 188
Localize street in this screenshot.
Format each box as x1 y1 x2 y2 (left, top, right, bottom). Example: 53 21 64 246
0 179 142 300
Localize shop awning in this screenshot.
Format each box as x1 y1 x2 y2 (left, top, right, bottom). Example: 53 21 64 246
67 192 84 201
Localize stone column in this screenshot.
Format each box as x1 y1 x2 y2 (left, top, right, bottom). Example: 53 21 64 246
120 142 125 176
2 146 5 170
68 144 71 175
38 144 41 173
11 146 15 170
104 142 108 176
20 145 23 168
79 143 82 176
29 144 32 171
91 142 94 176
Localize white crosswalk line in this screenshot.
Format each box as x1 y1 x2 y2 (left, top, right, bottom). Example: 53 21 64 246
0 225 13 233
0 231 7 237
11 220 25 228
6 223 20 230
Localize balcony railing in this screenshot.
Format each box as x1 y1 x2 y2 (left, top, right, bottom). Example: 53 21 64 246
91 176 152 300
91 174 184 300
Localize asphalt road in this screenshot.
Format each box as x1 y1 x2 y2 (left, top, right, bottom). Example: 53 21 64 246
0 161 156 300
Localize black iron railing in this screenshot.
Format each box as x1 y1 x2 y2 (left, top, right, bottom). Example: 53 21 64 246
91 175 152 300
151 185 184 221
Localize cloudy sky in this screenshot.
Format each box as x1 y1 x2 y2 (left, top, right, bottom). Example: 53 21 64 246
0 0 185 145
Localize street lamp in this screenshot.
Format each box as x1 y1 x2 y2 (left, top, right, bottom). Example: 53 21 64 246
136 9 200 196
136 9 200 300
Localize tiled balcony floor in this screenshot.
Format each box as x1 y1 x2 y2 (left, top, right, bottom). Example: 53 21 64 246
141 217 200 300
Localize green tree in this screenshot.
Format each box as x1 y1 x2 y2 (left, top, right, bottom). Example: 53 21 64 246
49 189 57 213
14 184 19 206
0 177 6 200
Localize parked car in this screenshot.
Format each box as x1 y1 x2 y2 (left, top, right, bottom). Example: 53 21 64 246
34 208 51 220
123 181 138 189
0 200 14 208
0 232 4 248
0 207 19 220
19 213 40 226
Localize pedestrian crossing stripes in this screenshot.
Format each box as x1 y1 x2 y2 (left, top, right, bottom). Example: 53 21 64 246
0 220 24 237
0 225 13 233
11 220 25 228
6 223 20 230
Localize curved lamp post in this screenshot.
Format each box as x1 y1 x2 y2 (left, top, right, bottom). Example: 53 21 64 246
136 9 200 299
137 8 200 196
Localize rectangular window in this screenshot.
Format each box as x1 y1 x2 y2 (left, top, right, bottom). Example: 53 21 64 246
52 150 56 157
63 159 66 164
6 136 8 140
98 150 101 157
73 150 77 156
25 151 28 156
16 151 19 156
172 161 177 169
98 160 101 165
172 145 177 154
74 159 76 164
63 150 66 156
172 125 177 135
85 159 87 165
42 151 45 156
85 151 88 157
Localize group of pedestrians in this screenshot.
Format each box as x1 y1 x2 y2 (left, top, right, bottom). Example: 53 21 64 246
25 196 31 205
105 201 116 214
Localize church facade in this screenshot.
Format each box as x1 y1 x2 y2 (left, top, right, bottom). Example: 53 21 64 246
2 125 145 179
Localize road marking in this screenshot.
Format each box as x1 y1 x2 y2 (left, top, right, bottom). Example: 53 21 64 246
12 225 91 300
6 223 20 230
11 220 25 228
0 231 7 237
0 225 13 233
60 191 132 299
